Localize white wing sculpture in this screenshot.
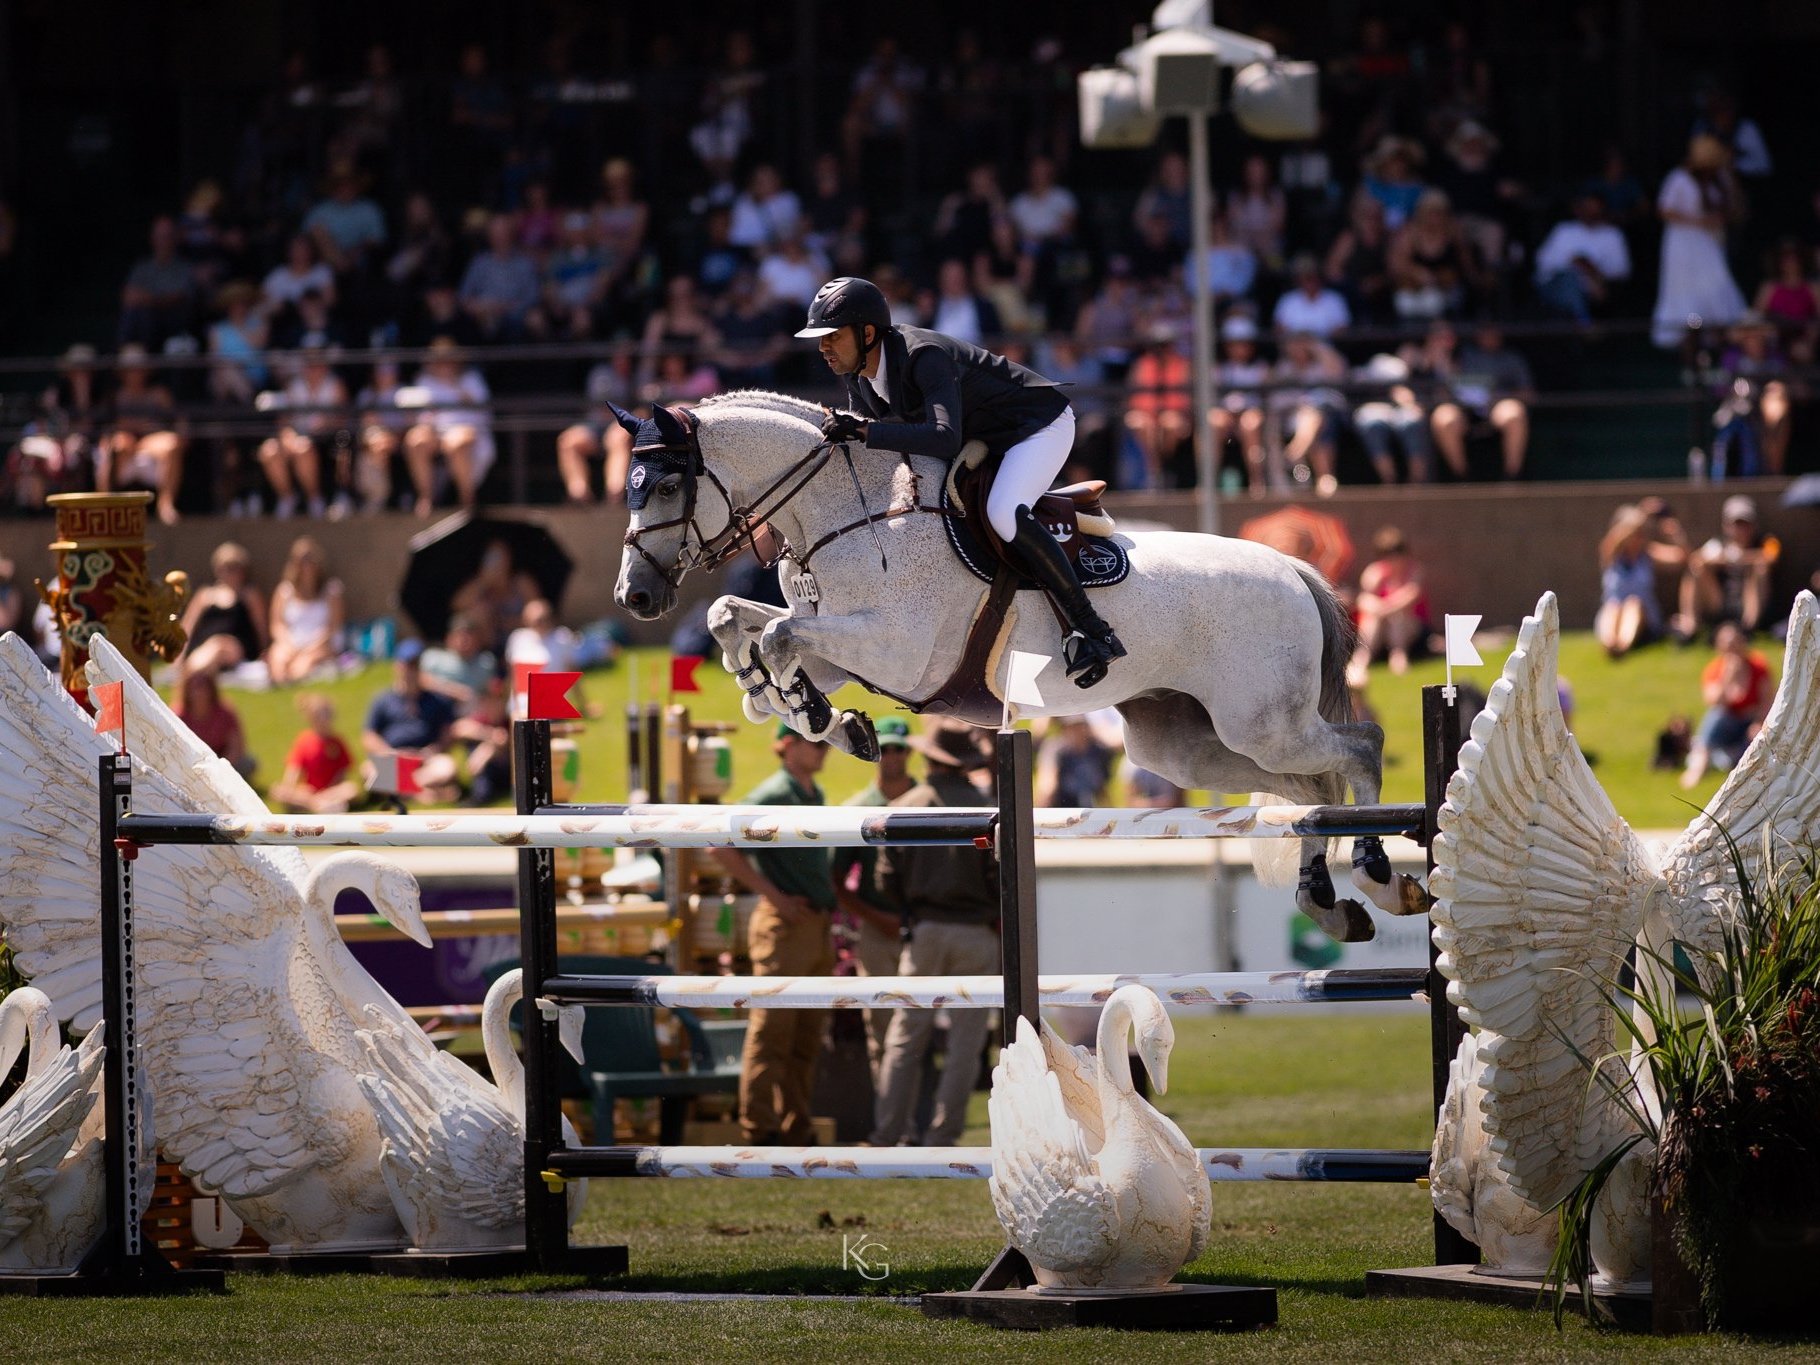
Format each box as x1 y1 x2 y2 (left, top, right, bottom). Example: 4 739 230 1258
1430 589 1820 1288
0 986 106 1271
987 984 1210 1291
0 632 469 1252
356 968 588 1249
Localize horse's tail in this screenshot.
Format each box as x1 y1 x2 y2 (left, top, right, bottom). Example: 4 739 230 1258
1250 560 1358 890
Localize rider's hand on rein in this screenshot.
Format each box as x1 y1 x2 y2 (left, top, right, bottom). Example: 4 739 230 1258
820 408 868 445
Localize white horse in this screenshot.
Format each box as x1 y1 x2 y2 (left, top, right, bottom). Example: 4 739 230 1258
610 390 1421 940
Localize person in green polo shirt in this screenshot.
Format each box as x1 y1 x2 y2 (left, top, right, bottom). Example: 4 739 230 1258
709 723 838 1145
831 716 917 1077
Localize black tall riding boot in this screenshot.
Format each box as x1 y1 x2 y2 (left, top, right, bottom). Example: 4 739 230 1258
1008 504 1127 688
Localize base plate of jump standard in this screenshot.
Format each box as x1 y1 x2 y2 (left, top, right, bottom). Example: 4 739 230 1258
0 1266 226 1298
1366 1264 1650 1332
192 1244 628 1279
921 1282 1277 1331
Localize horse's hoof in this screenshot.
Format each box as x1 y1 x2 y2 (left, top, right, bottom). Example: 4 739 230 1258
1351 864 1432 917
742 694 771 724
839 711 880 763
1301 893 1376 944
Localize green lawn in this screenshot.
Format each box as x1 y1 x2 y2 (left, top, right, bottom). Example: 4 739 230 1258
3 1015 1810 1358
222 630 1778 829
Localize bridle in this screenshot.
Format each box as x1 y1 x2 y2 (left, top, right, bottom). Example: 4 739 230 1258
621 403 942 590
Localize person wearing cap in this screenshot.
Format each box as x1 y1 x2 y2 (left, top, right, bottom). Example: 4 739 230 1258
867 720 999 1148
796 275 1125 688
401 336 494 516
830 715 918 1074
1210 315 1271 493
1680 494 1778 639
709 726 839 1144
361 638 460 802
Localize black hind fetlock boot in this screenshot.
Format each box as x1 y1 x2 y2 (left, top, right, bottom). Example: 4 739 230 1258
1008 504 1127 688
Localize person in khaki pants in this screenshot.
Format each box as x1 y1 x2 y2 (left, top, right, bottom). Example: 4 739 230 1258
830 716 917 1076
710 725 837 1144
867 721 1000 1148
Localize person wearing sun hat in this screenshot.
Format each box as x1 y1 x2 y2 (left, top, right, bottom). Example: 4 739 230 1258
708 723 837 1144
867 719 1000 1148
831 715 918 1076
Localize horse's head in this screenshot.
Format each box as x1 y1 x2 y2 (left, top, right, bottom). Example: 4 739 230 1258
612 392 830 620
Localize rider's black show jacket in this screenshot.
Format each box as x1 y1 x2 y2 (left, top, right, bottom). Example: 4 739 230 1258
846 325 1068 463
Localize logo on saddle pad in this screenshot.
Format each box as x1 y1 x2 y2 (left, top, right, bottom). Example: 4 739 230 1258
1078 545 1119 578
1044 521 1073 543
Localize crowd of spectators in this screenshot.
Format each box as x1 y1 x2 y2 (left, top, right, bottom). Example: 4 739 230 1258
4 21 1818 518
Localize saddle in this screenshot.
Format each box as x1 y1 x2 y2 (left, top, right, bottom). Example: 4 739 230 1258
941 442 1130 590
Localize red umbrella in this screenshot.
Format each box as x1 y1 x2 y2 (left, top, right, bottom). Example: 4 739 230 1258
1238 506 1356 583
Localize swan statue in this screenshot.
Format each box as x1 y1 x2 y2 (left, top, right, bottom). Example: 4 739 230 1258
0 632 485 1251
987 984 1210 1292
356 968 588 1249
0 986 106 1271
1429 589 1820 1289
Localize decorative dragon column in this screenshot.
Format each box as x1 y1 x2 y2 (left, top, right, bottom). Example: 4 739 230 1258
36 491 188 706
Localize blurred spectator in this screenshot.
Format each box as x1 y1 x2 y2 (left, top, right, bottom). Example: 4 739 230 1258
1433 120 1517 273
301 162 386 280
329 43 403 178
542 210 611 333
257 344 349 517
1209 315 1271 493
207 282 271 406
176 541 267 676
1133 150 1192 253
0 556 25 639
1186 208 1258 304
1596 504 1685 657
271 692 361 814
1752 240 1820 363
694 206 748 301
401 279 480 349
363 639 459 803
973 215 1037 332
1534 192 1632 324
447 43 513 204
1227 153 1286 272
354 359 409 512
451 680 513 806
384 192 453 307
802 152 866 273
1008 155 1078 257
262 234 337 320
1123 324 1192 490
1074 260 1141 380
1126 764 1185 808
1037 337 1110 484
755 229 829 312
1324 192 1393 322
1679 493 1778 639
728 163 803 252
1709 314 1792 477
592 157 656 310
924 258 1000 347
459 213 542 341
1035 715 1115 807
517 181 559 256
843 36 923 186
95 346 185 525
402 338 494 515
1584 144 1650 232
557 366 635 505
714 269 789 388
1269 331 1349 496
1680 621 1773 788
266 536 344 685
504 597 583 673
1352 354 1434 486
7 346 100 510
271 287 345 353
1651 134 1747 348
1418 322 1533 480
422 612 499 710
175 180 239 294
1388 189 1483 321
1360 135 1427 231
934 163 1005 264
119 216 198 350
1273 253 1352 337
638 275 721 391
1695 89 1772 180
449 539 541 654
173 665 254 780
1349 526 1430 678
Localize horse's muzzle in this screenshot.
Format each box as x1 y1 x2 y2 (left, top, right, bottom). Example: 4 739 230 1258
615 579 675 621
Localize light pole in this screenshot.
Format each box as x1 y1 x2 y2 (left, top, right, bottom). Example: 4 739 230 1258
1187 112 1217 535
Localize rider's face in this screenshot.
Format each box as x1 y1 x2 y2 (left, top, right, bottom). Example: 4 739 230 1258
819 326 867 376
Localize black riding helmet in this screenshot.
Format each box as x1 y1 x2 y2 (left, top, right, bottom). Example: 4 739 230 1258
794 276 891 360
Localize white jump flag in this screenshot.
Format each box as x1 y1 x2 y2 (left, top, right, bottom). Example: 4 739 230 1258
1442 613 1483 704
1003 650 1050 730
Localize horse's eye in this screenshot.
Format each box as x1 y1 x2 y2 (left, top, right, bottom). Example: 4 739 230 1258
657 477 681 497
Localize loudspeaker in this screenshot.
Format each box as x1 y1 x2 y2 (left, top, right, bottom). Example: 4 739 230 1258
1231 61 1320 140
1078 67 1161 149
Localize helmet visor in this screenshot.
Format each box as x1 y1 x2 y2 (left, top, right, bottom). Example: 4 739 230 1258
794 324 840 338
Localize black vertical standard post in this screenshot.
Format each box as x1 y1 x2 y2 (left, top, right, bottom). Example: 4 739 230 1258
515 718 567 1272
970 725 1038 1293
625 702 645 799
96 752 150 1277
1421 684 1477 1266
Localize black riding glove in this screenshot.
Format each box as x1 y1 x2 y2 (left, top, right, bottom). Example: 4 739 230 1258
821 409 868 445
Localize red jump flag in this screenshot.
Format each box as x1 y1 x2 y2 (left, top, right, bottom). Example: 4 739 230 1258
527 670 582 721
369 753 422 798
92 681 125 752
670 654 704 694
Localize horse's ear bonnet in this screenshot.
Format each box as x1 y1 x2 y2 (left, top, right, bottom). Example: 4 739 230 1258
624 402 698 512
605 400 642 438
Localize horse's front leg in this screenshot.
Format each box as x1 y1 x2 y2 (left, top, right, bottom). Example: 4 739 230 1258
757 610 893 761
706 595 791 723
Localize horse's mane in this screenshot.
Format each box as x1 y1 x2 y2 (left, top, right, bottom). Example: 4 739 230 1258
699 389 826 427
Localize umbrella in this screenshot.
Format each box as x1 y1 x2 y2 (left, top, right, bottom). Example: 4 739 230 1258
1782 473 1820 510
1238 506 1356 583
399 511 575 641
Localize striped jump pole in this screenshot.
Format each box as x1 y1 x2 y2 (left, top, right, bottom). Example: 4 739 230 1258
537 967 1430 1011
545 1145 1430 1184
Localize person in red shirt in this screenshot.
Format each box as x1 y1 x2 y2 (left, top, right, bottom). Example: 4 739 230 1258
271 691 361 813
172 665 253 780
1681 622 1774 788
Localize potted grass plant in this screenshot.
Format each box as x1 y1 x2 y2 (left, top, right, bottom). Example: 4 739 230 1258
1550 836 1820 1332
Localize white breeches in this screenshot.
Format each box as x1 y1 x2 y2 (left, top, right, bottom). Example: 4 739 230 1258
986 407 1076 541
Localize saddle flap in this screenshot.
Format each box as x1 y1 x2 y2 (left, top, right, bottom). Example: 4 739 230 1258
945 452 1123 584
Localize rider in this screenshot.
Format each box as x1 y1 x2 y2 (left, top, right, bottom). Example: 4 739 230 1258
795 275 1126 688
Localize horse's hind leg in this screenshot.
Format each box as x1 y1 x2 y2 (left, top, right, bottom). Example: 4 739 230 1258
1318 717 1432 917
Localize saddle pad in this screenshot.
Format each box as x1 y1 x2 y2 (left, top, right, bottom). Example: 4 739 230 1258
939 472 1130 590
